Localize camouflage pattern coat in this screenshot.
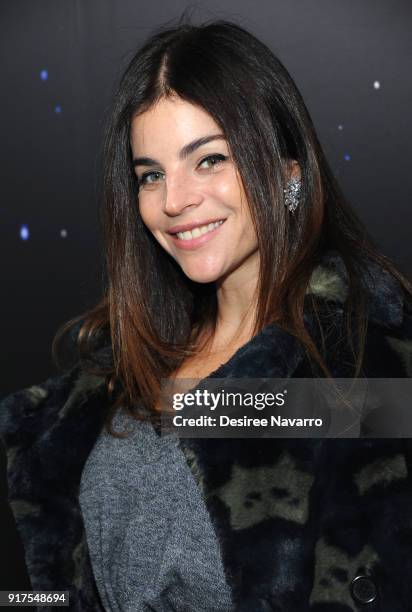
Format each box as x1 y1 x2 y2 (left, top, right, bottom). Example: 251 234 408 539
1 250 412 611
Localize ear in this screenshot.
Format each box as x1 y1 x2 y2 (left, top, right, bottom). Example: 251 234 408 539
288 159 301 181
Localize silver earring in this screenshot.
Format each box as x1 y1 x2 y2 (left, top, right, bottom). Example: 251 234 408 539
283 177 301 213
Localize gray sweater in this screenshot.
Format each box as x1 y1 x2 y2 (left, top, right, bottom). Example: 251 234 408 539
79 408 233 611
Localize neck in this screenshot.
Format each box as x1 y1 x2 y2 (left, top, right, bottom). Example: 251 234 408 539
212 251 260 349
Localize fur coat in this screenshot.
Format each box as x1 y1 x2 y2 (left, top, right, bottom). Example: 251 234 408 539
1 250 412 611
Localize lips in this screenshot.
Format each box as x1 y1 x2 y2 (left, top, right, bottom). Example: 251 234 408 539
169 218 226 250
167 217 226 234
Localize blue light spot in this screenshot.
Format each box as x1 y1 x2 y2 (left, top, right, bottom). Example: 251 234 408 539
40 69 48 81
344 154 351 161
20 224 29 240
54 105 62 114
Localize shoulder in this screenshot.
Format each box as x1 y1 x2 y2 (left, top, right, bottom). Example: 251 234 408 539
305 249 412 377
0 359 108 459
0 312 115 453
307 249 407 325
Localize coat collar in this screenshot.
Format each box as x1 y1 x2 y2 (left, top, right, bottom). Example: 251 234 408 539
306 249 405 329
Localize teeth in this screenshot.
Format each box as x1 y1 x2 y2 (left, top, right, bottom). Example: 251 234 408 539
176 220 224 241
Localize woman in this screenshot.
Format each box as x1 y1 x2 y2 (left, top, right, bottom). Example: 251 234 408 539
1 18 412 612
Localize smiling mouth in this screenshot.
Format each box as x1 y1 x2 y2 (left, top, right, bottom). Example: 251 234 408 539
173 219 225 241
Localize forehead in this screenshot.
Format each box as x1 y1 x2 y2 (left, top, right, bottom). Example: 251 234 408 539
130 96 221 153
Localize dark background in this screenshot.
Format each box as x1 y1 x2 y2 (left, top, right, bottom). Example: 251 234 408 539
1 0 411 593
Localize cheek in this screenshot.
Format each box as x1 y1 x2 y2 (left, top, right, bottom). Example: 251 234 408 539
138 196 157 230
212 169 247 210
212 173 239 199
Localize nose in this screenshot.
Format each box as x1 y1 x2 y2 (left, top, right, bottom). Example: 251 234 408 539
163 169 204 216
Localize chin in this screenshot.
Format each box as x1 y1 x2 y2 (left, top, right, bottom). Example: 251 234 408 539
184 272 220 284
181 264 224 284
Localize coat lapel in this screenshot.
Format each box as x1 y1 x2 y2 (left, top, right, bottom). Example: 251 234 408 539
176 324 323 609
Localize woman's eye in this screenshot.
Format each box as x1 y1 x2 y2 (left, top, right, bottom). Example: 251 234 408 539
198 154 228 170
138 171 164 187
137 155 227 186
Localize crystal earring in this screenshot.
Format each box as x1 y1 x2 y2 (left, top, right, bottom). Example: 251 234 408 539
283 177 301 213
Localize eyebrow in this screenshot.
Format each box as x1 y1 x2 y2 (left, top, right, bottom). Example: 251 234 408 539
132 133 225 168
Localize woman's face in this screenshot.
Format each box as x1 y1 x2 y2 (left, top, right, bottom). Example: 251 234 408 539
130 96 258 284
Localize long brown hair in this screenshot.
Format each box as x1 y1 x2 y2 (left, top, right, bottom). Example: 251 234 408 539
52 18 412 437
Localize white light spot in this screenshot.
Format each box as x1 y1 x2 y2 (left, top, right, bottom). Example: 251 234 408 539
373 81 381 89
60 229 68 238
20 224 30 240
